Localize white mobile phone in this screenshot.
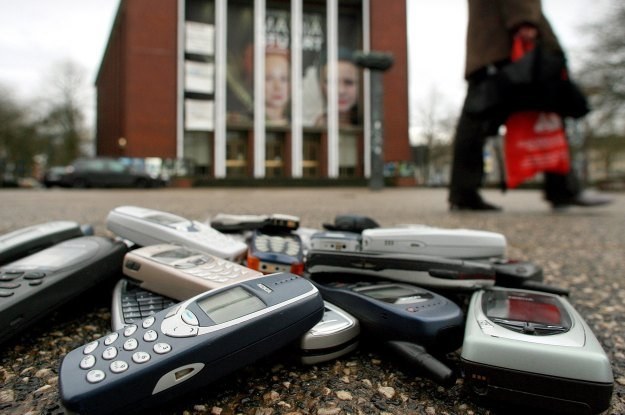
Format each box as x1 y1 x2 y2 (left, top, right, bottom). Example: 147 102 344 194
106 206 248 261
362 226 506 259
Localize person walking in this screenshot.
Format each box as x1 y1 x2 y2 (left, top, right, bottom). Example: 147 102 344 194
448 0 612 211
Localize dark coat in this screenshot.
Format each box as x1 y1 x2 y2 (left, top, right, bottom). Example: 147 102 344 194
465 0 562 79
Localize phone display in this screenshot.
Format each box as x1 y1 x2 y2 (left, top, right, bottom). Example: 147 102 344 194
106 206 247 261
0 221 85 265
59 273 324 415
461 288 613 414
122 244 263 301
247 231 304 275
0 236 127 344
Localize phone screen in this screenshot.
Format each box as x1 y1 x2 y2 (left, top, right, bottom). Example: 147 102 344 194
197 287 265 324
484 291 569 326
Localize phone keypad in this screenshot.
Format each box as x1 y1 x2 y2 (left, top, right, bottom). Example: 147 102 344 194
254 234 302 257
0 270 50 295
182 257 259 282
121 284 176 325
78 315 173 385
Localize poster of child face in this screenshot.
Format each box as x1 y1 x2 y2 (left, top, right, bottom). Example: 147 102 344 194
265 10 290 126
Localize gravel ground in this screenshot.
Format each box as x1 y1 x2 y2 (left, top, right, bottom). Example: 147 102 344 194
0 187 623 415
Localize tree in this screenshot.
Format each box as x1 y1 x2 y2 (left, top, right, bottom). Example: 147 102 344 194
0 85 40 178
578 1 625 179
38 60 90 166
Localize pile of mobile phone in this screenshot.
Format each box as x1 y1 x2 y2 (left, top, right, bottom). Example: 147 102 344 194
0 209 614 415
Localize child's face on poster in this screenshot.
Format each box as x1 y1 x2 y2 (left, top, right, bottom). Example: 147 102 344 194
321 60 360 113
265 54 290 112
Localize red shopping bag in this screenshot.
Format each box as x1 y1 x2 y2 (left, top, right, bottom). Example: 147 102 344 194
503 35 570 189
504 111 570 188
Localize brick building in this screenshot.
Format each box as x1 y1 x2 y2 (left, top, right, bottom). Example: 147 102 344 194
96 0 410 181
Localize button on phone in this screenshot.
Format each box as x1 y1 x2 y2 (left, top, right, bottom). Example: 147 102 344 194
132 351 151 364
102 347 118 360
182 309 199 326
86 369 106 384
153 342 172 354
0 289 14 297
110 360 129 374
143 330 158 342
123 338 138 351
104 332 119 346
83 341 99 355
80 355 96 369
142 316 156 328
23 272 46 280
124 324 138 337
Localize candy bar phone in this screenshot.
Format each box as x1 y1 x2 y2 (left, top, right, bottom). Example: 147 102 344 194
306 250 496 291
309 275 464 353
210 213 299 233
461 288 613 414
0 220 86 265
111 279 359 364
361 226 506 259
59 273 324 415
105 206 247 261
0 236 127 344
122 244 263 301
309 231 362 252
247 231 304 275
300 301 360 365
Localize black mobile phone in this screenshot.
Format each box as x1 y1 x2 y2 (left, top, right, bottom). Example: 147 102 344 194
0 221 86 265
60 273 323 415
0 236 127 344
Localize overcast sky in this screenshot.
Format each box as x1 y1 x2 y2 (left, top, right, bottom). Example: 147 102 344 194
0 0 614 143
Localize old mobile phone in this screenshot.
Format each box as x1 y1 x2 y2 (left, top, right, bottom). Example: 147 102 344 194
461 287 613 414
309 231 362 252
310 276 463 385
247 231 304 275
106 206 247 261
306 250 496 291
300 301 360 365
59 273 324 415
310 276 464 352
306 250 563 294
122 244 263 301
111 279 359 364
210 213 300 233
111 278 178 330
0 221 87 265
0 236 127 344
361 226 506 259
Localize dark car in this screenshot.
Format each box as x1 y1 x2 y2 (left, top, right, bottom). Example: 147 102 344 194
41 166 67 188
58 158 164 188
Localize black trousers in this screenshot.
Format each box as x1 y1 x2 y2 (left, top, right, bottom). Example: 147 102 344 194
448 80 579 205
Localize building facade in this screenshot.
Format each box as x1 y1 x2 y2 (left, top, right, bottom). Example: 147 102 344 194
96 0 410 181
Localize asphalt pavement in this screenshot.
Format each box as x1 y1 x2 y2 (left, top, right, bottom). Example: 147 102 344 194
0 186 623 414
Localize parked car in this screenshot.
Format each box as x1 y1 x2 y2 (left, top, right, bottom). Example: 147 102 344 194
58 157 165 188
41 166 67 188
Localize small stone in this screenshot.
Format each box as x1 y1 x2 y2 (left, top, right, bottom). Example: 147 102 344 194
263 390 280 403
34 384 53 396
193 405 207 412
378 386 395 399
211 407 223 415
336 390 353 401
616 376 625 386
341 375 350 384
317 408 341 415
362 379 372 388
0 389 15 404
35 368 52 379
425 407 436 415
